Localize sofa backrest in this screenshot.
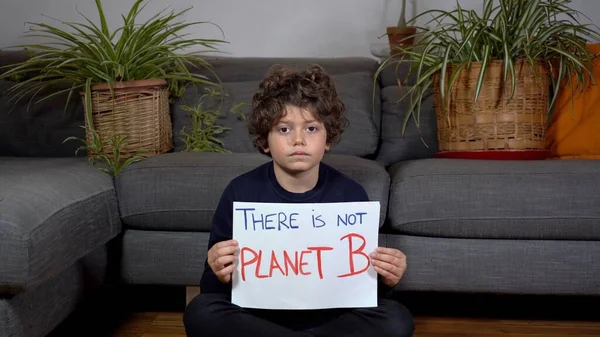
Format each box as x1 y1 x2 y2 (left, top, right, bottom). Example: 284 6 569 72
172 57 382 158
375 63 439 166
0 51 439 164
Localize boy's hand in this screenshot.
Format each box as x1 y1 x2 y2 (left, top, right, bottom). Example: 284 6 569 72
208 240 239 284
370 247 407 288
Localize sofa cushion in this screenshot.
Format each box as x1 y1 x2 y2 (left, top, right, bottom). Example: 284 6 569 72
120 230 210 285
386 234 600 294
0 245 108 337
0 51 31 77
0 80 85 157
375 86 438 167
115 152 389 232
379 61 424 88
172 72 381 158
388 159 600 240
0 158 121 294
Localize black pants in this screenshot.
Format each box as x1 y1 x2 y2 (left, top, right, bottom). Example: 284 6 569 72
183 293 414 337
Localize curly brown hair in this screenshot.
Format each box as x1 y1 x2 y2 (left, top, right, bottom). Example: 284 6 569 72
249 64 345 151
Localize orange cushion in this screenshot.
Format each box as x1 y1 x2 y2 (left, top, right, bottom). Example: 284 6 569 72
546 43 600 159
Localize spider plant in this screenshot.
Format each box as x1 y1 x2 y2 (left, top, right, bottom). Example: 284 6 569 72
398 0 408 29
375 0 600 136
0 0 227 131
396 0 417 29
180 88 249 153
64 127 146 177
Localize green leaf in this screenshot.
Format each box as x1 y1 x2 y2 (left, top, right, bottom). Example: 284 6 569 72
0 0 227 114
372 0 600 137
473 45 491 105
94 0 111 37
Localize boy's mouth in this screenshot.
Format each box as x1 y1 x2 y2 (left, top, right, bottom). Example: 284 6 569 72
290 151 309 156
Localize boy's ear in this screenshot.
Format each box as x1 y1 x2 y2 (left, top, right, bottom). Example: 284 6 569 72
260 139 270 153
325 143 331 151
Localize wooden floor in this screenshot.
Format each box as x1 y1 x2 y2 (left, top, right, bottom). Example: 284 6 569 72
47 286 600 337
110 312 600 337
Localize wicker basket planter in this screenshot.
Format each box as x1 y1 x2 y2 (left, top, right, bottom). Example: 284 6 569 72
433 60 550 153
81 79 173 159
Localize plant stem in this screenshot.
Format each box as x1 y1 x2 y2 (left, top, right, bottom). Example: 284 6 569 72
398 0 407 28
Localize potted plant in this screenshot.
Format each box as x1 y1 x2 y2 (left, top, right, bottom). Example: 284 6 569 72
0 0 226 160
386 0 417 55
376 0 600 159
179 88 248 153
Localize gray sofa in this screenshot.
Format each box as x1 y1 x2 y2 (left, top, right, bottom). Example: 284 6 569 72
1 54 600 337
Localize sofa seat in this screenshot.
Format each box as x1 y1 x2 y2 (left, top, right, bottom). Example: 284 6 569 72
115 152 390 232
0 158 121 294
388 158 600 240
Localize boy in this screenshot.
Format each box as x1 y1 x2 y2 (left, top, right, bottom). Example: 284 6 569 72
183 64 414 337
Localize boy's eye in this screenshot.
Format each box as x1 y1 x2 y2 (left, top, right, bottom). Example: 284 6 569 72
279 127 290 133
307 126 318 132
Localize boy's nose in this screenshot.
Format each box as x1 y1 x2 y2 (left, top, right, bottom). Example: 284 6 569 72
292 130 306 145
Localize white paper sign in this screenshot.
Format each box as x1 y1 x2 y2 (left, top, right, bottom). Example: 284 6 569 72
231 201 380 310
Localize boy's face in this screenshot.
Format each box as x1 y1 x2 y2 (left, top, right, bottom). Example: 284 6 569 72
262 105 330 177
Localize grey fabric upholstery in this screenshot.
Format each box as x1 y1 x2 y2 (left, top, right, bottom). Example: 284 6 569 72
197 56 379 83
0 51 31 77
0 158 121 294
388 159 600 239
0 53 380 83
379 61 422 88
386 234 600 295
120 230 388 286
375 86 438 166
120 230 210 285
116 152 271 232
0 80 86 157
0 245 108 337
172 72 381 157
320 154 390 227
116 152 390 232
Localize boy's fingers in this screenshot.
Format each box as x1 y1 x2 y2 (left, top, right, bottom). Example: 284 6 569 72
213 255 237 271
371 259 395 273
217 245 239 257
215 240 238 249
217 264 235 278
372 259 404 278
373 265 395 280
370 252 406 268
208 241 239 264
376 247 405 258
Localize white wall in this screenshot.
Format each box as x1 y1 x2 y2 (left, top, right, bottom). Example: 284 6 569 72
581 1 600 30
0 0 593 58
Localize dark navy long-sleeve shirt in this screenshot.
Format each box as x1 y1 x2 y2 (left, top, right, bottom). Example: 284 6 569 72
199 160 392 297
